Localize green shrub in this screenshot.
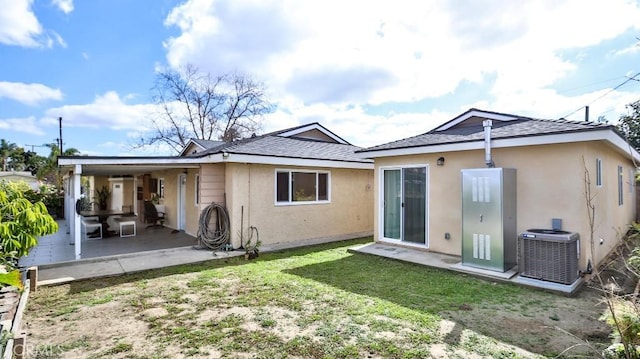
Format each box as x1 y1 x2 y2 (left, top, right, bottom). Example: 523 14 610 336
0 181 58 268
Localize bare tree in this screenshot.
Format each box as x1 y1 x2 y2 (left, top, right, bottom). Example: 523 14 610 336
139 64 273 153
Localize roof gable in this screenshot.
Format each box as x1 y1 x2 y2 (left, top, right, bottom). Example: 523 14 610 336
358 108 639 163
179 138 225 156
276 123 350 144
433 108 526 131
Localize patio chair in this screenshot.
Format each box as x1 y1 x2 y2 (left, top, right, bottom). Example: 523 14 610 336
82 216 102 239
144 201 165 228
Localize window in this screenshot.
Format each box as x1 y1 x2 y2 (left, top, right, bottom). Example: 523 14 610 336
595 158 602 187
618 165 623 206
275 170 330 204
195 174 200 205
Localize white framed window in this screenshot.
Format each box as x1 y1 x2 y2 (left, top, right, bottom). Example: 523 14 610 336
595 158 602 187
618 165 623 206
275 169 330 205
195 174 200 205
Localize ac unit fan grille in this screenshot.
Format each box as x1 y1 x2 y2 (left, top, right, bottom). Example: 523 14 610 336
520 236 578 285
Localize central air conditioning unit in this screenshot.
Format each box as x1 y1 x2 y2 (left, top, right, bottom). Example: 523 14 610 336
519 229 579 285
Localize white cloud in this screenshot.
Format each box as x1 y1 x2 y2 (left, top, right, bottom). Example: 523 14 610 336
160 0 640 146
163 0 640 113
0 0 67 47
0 82 63 105
614 43 640 57
43 91 157 131
0 116 46 135
52 0 74 14
0 0 43 47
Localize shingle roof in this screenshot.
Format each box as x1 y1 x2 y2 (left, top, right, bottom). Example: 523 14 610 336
194 124 371 163
191 139 225 149
360 112 615 153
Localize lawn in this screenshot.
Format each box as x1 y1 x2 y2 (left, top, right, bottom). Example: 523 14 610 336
24 237 610 358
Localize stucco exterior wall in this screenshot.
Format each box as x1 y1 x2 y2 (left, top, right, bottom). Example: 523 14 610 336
225 163 373 247
373 141 636 270
146 169 196 234
184 169 199 236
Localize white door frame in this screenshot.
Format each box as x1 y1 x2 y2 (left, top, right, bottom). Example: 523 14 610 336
177 173 187 230
378 165 429 248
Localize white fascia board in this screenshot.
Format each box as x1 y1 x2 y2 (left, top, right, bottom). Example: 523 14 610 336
58 157 204 166
365 130 640 164
217 153 373 169
277 124 348 144
435 109 520 131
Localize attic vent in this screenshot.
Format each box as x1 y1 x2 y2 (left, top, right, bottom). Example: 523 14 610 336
519 229 579 285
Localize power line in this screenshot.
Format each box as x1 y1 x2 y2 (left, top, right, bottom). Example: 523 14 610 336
24 144 46 152
562 71 640 120
555 75 628 95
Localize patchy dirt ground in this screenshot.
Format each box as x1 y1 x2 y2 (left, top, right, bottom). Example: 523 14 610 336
20 241 636 359
21 273 610 358
441 283 611 358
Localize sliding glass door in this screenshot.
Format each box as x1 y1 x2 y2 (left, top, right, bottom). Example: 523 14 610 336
382 166 427 245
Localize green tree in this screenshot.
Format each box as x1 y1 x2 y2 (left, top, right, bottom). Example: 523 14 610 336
0 181 58 264
37 143 80 189
617 100 640 150
0 139 17 172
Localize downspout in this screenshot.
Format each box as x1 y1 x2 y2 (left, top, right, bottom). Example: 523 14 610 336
483 120 495 168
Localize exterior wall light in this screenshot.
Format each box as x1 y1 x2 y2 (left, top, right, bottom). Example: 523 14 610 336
437 157 445 166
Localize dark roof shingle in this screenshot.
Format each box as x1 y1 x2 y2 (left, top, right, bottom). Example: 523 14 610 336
195 124 371 163
361 115 614 153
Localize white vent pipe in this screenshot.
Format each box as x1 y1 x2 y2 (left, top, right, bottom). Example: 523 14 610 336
483 120 495 168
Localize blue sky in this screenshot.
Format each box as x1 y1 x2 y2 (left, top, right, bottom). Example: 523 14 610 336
1 0 639 156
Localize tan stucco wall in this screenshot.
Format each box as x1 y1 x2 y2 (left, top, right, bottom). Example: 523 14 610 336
373 141 636 270
147 169 192 234
225 163 374 247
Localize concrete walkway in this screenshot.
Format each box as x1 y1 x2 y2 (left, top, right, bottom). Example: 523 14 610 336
36 246 244 285
33 230 374 286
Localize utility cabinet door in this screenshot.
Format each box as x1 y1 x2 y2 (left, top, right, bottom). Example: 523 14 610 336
461 169 505 271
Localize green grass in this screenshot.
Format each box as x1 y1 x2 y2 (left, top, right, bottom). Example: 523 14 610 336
26 237 606 358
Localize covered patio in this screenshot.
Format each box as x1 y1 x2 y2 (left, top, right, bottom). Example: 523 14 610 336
19 220 199 267
58 158 202 261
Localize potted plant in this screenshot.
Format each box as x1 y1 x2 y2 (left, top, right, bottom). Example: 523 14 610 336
96 185 110 210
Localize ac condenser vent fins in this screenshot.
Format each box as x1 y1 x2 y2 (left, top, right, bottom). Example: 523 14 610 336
519 230 579 285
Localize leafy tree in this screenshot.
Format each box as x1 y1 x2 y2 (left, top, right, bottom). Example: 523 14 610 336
139 64 273 153
38 143 80 189
0 139 17 172
6 147 42 173
0 181 58 266
0 142 47 175
617 100 640 150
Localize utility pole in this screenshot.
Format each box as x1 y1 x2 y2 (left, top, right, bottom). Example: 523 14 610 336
58 117 63 154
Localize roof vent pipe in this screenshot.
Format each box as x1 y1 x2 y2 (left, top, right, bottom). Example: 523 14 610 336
483 120 495 168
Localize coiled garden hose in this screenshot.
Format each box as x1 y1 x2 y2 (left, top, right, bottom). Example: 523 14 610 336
194 202 230 250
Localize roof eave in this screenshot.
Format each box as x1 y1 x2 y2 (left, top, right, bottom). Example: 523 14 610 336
215 152 373 169
361 129 640 164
